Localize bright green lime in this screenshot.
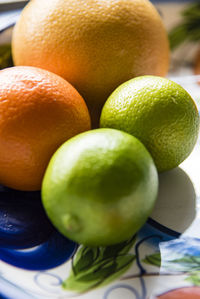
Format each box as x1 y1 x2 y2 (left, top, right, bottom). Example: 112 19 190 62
100 76 199 172
42 128 158 246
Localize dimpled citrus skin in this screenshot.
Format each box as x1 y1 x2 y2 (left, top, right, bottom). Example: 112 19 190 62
12 0 169 125
42 129 158 246
0 66 91 191
100 76 199 172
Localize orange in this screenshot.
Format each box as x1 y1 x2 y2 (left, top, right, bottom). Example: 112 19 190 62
0 66 91 191
12 0 169 126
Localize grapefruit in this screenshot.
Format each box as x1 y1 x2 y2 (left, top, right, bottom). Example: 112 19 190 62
12 0 169 125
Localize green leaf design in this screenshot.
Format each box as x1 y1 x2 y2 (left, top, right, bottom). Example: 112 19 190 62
62 236 136 293
72 246 100 275
143 251 200 274
143 252 161 268
63 254 135 293
152 254 200 274
0 44 13 69
186 271 200 286
166 255 200 272
101 235 136 258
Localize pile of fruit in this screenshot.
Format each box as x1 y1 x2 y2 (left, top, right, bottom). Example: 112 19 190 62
0 0 199 246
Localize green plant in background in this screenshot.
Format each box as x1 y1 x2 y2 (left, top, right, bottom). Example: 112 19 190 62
169 2 200 50
0 44 13 69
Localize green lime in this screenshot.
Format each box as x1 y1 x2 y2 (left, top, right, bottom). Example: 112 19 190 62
42 128 158 246
100 76 199 172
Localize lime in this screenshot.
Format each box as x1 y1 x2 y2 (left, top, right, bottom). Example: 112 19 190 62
100 76 199 172
42 128 158 246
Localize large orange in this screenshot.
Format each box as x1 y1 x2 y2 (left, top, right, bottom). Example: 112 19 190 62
0 66 91 191
12 0 169 125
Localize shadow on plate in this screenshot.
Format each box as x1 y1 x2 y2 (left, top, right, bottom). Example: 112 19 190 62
150 167 196 236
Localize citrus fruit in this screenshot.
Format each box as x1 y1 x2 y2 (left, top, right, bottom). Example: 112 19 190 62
12 0 169 125
100 76 199 172
42 128 158 246
0 66 91 191
156 287 200 299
